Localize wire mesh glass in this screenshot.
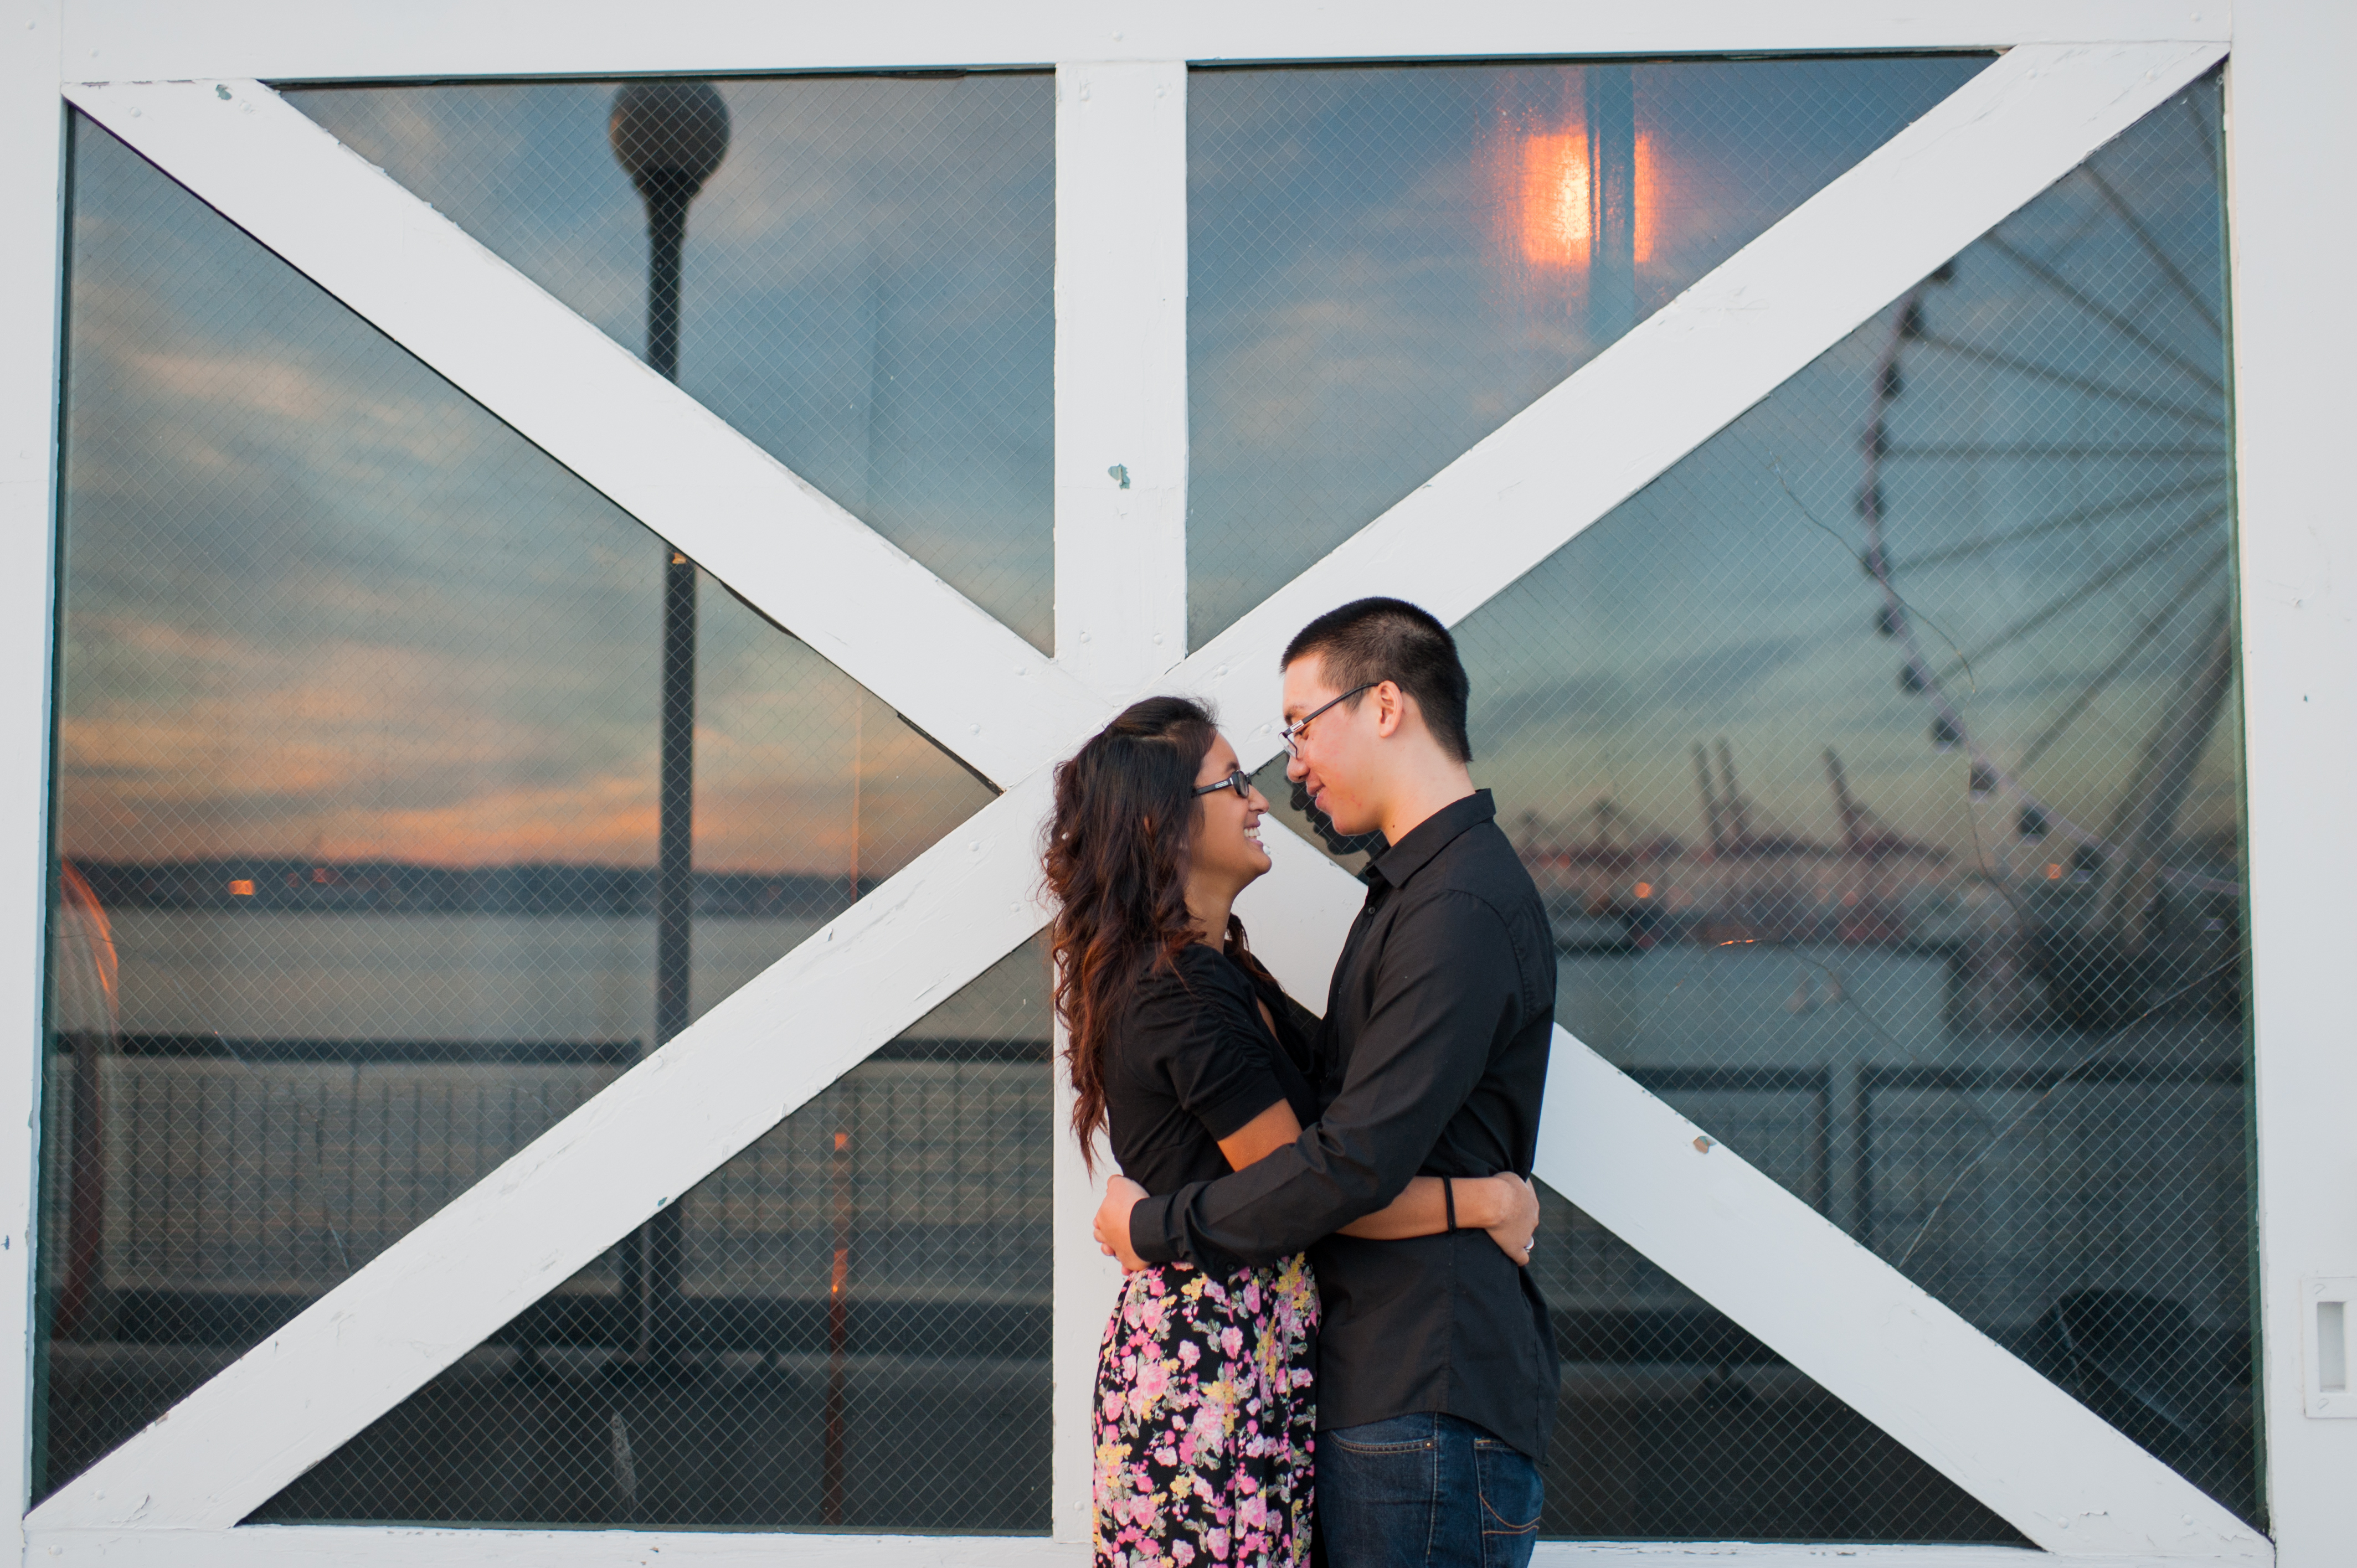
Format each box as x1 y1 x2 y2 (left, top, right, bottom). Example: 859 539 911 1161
1438 71 2245 1531
251 940 1051 1529
286 73 1056 649
38 112 995 1508
1186 54 1994 649
1530 1187 2019 1540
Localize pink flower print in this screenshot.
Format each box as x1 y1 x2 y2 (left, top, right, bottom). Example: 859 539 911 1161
1135 1358 1170 1406
1095 1258 1314 1567
1190 1407 1227 1463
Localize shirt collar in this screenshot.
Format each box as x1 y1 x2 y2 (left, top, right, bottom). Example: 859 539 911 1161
1365 790 1495 890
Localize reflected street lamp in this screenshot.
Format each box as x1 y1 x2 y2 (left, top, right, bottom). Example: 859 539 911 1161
610 80 729 1376
1586 64 1638 343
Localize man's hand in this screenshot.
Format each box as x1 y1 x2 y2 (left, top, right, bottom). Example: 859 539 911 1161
1093 1174 1150 1271
1484 1174 1540 1266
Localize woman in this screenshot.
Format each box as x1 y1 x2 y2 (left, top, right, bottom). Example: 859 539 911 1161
1046 697 1537 1568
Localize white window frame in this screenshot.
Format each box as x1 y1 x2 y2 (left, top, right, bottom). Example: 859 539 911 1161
1 4 2347 1565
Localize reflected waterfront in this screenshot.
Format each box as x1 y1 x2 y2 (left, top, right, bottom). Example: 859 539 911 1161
42 899 1053 1528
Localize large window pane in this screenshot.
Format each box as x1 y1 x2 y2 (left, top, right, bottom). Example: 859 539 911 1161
1187 55 1991 647
1440 73 2250 1529
288 74 1056 649
1531 1188 2018 1541
40 115 992 1505
253 941 1051 1530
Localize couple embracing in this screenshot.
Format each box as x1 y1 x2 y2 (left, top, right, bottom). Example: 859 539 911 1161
1045 598 1561 1568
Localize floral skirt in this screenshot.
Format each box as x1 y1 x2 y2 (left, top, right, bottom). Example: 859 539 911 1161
1093 1254 1318 1568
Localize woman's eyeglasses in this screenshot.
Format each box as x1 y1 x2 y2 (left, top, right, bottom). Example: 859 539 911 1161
1278 684 1375 759
1193 768 1254 800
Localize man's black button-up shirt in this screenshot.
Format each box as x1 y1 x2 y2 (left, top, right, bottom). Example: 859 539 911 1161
1128 790 1562 1459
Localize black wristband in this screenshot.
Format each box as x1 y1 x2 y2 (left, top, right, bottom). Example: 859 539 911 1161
1443 1177 1459 1234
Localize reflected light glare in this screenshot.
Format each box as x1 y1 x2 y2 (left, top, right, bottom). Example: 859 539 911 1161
228 879 254 897
1519 132 1591 267
1515 129 1657 270
1633 132 1656 265
1633 881 1653 899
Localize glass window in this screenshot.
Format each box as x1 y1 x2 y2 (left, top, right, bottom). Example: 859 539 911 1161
251 941 1050 1529
39 113 999 1510
1186 55 1994 648
1439 71 2248 1531
287 74 1057 649
1531 1196 2019 1540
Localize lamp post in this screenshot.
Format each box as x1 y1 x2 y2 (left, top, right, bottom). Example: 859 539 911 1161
610 80 729 1372
1586 64 1638 344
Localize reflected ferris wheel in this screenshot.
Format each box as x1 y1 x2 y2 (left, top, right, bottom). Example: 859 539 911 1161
1855 85 2238 1029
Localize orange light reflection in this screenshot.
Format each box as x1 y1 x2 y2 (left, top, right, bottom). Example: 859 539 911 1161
1514 128 1658 271
1519 132 1591 266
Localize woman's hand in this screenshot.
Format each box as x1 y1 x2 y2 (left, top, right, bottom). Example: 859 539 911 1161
1093 1174 1151 1270
1478 1174 1540 1266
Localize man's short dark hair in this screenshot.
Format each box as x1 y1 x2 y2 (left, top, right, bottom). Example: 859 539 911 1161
1282 597 1473 764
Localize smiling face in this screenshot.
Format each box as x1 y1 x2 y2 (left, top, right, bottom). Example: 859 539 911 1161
1190 733 1273 904
1281 652 1385 837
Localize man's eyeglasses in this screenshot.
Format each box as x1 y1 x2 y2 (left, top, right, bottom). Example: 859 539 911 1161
1278 684 1375 759
1193 768 1254 800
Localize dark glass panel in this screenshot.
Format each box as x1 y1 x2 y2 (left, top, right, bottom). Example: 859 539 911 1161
40 112 992 1509
253 940 1049 1529
1187 54 1992 646
1532 1187 2021 1541
287 75 1056 649
1443 73 2253 1528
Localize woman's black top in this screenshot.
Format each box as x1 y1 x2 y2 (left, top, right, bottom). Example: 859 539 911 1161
1104 943 1321 1196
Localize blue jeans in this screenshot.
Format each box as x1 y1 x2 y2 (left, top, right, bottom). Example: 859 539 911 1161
1318 1411 1542 1567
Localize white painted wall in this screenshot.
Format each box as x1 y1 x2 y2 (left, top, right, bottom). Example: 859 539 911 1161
52 1 2230 82
2226 2 2357 1564
1053 60 1188 700
8 1 2346 1559
0 2 65 1560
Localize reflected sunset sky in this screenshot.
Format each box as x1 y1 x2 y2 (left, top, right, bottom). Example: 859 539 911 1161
56 59 2237 880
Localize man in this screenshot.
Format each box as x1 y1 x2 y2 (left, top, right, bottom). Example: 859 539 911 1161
1094 596 1560 1568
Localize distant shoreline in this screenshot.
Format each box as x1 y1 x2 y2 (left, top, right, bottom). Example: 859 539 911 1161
61 858 863 918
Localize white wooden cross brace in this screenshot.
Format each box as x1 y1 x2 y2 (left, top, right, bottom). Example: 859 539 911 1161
36 42 2265 1560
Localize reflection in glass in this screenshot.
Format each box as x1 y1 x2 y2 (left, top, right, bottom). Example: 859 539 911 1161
38 115 992 1507
254 941 1050 1529
288 74 1057 649
1186 55 1991 647
1444 74 2252 1528
1530 1188 2017 1541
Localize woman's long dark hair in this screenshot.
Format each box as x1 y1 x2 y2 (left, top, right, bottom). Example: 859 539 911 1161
1045 697 1277 1169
